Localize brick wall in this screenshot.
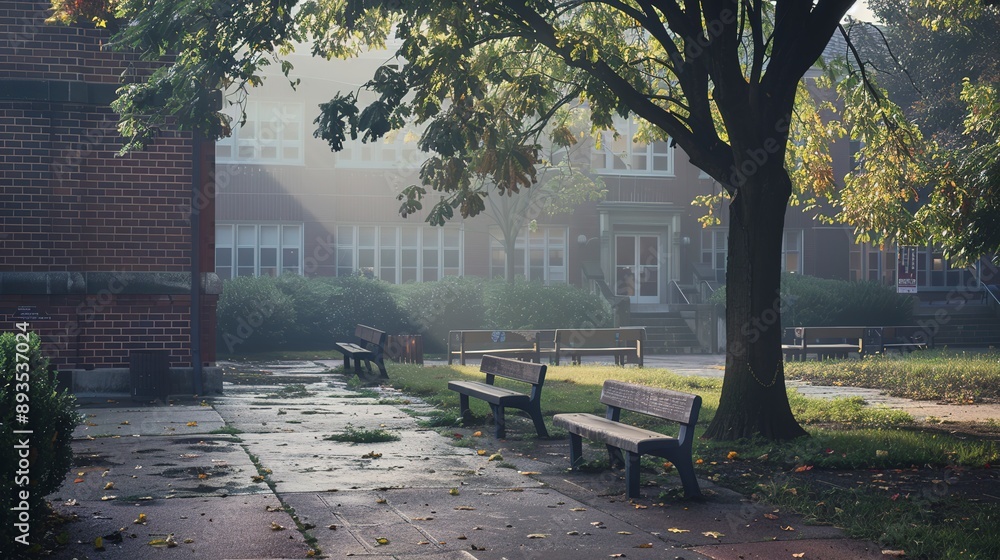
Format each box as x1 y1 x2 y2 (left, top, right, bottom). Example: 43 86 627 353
1 1 217 369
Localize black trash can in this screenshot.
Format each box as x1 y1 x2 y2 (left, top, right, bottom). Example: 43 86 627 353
130 350 170 402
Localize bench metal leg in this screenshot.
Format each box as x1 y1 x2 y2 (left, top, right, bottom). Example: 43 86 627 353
625 451 641 499
668 451 703 499
343 353 352 373
374 358 388 379
607 445 624 469
528 404 549 438
458 393 471 421
490 404 506 439
568 433 583 468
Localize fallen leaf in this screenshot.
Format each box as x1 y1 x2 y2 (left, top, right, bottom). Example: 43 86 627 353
570 507 587 512
792 554 805 559
271 522 286 531
876 449 888 457
454 506 476 511
134 513 147 524
251 475 265 482
567 531 580 535
417 540 430 545
362 451 382 459
781 525 796 531
120 421 130 425
617 531 632 535
104 482 115 490
74 478 84 484
794 465 814 473
328 524 338 530
727 451 739 460
472 431 482 437
488 453 503 461
527 533 549 538
375 498 387 504
519 471 541 475
94 536 104 550
449 488 460 496
186 421 198 427
411 516 434 521
101 495 117 501
265 505 283 512
764 513 780 520
662 462 673 470
633 504 647 509
477 449 487 456
457 535 467 540
610 555 626 558
635 543 653 548
453 433 464 439
375 537 389 545
667 527 690 533
881 551 906 557
695 458 704 465
471 544 486 551
198 473 209 480
183 538 194 544
702 531 724 539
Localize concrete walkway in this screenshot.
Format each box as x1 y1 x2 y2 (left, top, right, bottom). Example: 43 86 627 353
40 357 922 560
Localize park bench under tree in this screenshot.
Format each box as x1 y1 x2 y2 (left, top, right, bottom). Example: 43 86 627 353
553 380 702 500
448 354 548 439
334 324 388 382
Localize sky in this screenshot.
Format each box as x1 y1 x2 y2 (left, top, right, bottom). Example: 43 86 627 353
847 1 877 22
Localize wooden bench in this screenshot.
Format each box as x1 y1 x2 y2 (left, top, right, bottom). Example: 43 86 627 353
334 325 388 381
864 326 933 354
447 354 548 439
553 327 645 366
781 326 865 361
447 330 554 365
553 380 701 499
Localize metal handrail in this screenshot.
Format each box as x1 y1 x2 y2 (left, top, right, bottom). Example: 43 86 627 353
982 281 1000 306
671 280 690 305
701 280 716 294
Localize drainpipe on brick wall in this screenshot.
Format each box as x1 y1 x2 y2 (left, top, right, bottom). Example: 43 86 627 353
191 132 204 395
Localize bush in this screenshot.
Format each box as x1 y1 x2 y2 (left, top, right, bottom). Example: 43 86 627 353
216 275 296 353
484 278 613 330
394 276 487 353
216 274 611 356
0 332 81 553
709 272 913 326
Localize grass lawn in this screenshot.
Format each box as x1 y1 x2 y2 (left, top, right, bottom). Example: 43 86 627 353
381 361 1000 560
785 349 1000 403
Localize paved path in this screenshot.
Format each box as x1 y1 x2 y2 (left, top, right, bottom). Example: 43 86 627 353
44 359 898 559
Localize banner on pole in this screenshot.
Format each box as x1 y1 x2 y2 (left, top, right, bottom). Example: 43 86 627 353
897 246 918 294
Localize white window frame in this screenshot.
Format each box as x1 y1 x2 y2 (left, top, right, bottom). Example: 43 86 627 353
490 227 568 284
700 227 728 283
215 223 303 279
334 128 423 169
591 118 674 177
336 225 463 282
216 101 305 166
781 230 804 274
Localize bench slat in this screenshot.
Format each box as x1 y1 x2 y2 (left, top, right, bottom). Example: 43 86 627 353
480 355 546 385
601 380 700 425
447 380 531 406
552 413 679 454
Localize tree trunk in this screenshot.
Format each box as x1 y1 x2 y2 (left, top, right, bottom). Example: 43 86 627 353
703 165 808 441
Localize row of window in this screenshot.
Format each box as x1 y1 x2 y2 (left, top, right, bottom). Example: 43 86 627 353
216 102 675 176
700 228 803 283
335 225 462 283
215 223 302 279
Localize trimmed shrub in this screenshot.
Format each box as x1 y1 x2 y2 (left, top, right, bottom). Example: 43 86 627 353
0 332 81 553
709 273 913 326
324 275 411 342
484 278 613 330
274 275 340 349
394 276 487 353
216 275 296 353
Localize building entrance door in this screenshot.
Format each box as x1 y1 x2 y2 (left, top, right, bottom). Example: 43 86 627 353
615 235 660 305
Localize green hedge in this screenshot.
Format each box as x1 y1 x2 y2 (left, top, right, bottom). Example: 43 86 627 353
216 275 611 355
0 332 81 554
709 273 914 326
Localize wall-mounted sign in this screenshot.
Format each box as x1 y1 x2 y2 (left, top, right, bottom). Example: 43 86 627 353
11 305 52 320
897 246 918 294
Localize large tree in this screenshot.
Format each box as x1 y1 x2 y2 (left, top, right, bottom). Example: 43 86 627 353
835 1 1000 265
56 0 888 440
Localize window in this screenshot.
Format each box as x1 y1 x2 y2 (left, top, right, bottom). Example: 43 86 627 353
216 101 304 165
781 230 803 274
700 228 727 283
490 227 567 283
215 223 303 279
336 225 463 282
334 128 421 169
591 119 674 176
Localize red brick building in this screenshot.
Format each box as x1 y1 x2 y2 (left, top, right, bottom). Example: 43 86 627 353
1 1 218 381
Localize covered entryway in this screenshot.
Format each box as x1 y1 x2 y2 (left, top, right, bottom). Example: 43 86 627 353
615 234 661 305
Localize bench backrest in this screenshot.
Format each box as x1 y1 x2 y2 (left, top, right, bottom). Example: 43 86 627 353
480 355 546 387
555 327 646 348
456 330 547 351
600 379 700 426
355 325 387 348
801 326 865 340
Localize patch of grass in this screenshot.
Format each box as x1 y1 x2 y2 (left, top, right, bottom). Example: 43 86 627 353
786 349 1000 403
260 384 314 399
414 410 462 428
323 424 400 444
209 425 244 435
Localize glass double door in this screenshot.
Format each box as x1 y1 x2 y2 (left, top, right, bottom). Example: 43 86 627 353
615 235 660 304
